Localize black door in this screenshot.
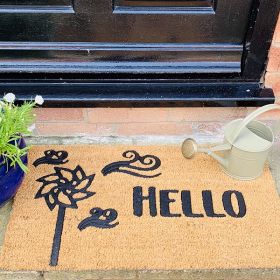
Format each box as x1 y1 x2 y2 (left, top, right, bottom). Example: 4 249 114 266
0 0 254 73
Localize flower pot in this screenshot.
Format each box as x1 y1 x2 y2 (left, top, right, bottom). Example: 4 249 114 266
0 138 28 207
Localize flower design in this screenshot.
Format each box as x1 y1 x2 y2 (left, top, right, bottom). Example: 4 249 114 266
35 165 94 210
35 165 95 266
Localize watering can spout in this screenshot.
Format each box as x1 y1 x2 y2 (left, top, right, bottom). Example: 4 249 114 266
204 143 231 169
207 150 228 169
181 140 231 168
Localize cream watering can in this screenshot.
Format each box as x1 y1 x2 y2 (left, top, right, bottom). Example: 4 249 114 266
182 104 280 180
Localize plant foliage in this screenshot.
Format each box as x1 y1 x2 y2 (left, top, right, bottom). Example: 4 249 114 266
0 94 42 173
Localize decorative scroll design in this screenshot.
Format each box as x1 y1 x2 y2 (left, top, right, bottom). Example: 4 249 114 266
78 207 119 230
33 150 69 167
101 150 161 178
35 165 95 266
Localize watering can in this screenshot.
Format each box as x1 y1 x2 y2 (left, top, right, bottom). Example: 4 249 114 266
182 104 280 180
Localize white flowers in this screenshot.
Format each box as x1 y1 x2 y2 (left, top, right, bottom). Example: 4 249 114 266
35 95 44 105
2 93 44 105
28 124 36 132
3 93 15 103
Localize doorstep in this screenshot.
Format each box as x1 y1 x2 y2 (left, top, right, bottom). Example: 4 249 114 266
0 136 280 280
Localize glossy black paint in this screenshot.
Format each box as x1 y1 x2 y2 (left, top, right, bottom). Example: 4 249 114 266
0 0 256 73
114 0 217 14
242 0 280 79
2 80 274 107
0 0 278 106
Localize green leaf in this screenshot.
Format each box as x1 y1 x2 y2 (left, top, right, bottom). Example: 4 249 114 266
0 97 38 173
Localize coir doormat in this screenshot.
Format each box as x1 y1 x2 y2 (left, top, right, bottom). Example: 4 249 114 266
1 145 280 271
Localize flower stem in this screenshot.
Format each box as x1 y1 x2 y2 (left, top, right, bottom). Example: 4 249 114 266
50 205 66 266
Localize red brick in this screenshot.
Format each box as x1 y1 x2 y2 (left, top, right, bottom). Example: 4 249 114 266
87 108 128 123
36 122 116 136
273 16 280 43
276 31 280 44
168 107 247 122
87 108 168 123
265 73 280 95
34 108 85 122
247 107 280 120
192 122 224 136
266 15 280 71
117 122 192 136
267 47 280 72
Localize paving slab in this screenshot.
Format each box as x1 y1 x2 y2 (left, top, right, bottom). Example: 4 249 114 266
0 271 43 280
0 201 12 250
44 270 137 280
137 269 280 280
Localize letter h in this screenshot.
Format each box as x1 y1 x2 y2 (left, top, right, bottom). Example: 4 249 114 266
133 186 157 217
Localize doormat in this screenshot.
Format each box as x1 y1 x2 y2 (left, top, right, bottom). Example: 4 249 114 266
0 145 280 271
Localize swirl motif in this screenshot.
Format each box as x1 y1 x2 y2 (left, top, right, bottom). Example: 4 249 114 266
78 207 119 230
101 150 161 178
33 150 69 167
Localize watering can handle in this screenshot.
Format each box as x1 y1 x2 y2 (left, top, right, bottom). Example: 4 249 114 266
230 104 280 143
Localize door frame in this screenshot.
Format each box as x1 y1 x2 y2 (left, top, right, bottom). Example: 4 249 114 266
0 0 279 107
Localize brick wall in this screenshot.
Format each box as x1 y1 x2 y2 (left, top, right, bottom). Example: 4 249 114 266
266 15 280 101
34 105 280 139
34 107 248 138
33 15 280 139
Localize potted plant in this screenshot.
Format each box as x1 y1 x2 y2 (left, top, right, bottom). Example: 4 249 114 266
0 93 44 207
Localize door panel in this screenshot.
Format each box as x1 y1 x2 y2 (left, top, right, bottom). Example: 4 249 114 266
114 0 216 14
0 0 74 13
0 0 254 73
116 0 215 7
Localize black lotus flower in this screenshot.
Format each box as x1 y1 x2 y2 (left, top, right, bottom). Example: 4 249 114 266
35 165 95 266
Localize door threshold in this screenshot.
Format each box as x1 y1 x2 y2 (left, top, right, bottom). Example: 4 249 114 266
0 80 274 107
